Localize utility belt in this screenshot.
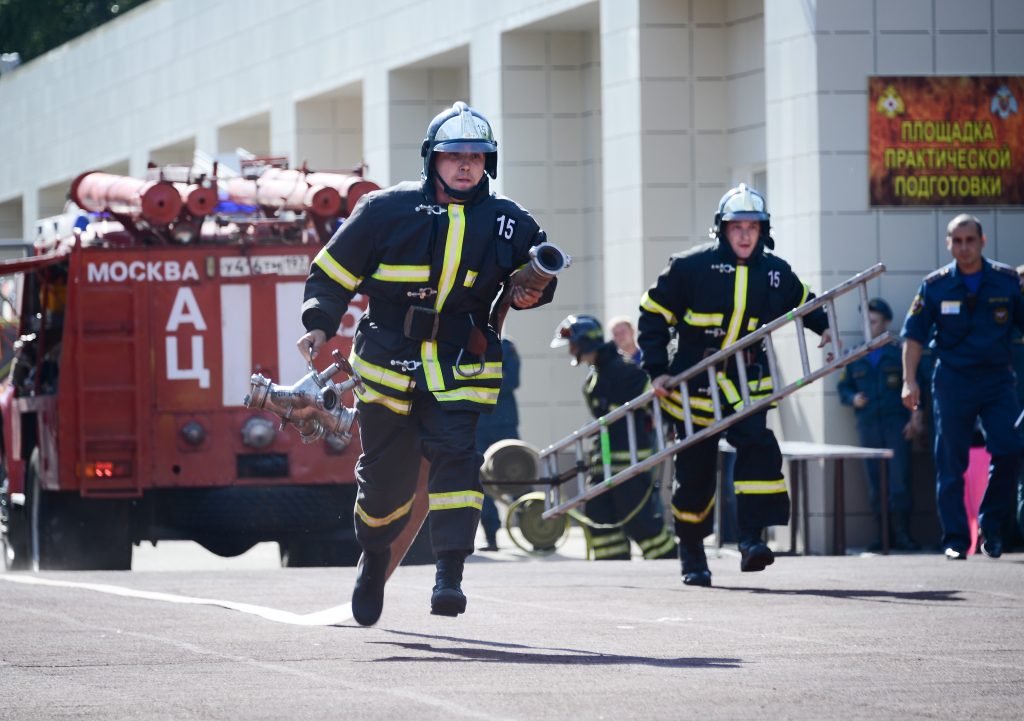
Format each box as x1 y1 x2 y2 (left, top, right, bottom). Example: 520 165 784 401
368 298 486 354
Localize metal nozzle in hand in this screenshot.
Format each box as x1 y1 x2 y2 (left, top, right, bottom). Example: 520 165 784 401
243 349 364 447
517 242 573 291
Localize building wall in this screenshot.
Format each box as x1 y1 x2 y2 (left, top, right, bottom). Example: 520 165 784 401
767 0 1024 551
1 0 1022 552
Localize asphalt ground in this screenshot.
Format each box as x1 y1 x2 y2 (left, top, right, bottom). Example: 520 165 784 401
1 536 1022 721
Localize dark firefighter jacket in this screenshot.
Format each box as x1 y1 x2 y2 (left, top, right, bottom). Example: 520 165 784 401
302 178 555 414
637 240 828 426
584 342 653 473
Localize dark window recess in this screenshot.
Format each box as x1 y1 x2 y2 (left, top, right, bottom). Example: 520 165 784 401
236 453 289 478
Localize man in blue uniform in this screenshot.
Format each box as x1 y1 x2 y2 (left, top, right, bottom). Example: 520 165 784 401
638 184 833 584
298 102 557 624
901 214 1024 560
838 297 920 551
475 336 521 551
551 315 677 562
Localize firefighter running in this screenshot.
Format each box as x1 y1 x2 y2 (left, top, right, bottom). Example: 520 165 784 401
298 101 557 625
638 184 833 587
550 315 677 561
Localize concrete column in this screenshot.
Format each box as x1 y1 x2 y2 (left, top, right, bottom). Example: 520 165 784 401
470 28 504 195
599 0 645 319
363 68 391 186
270 100 297 164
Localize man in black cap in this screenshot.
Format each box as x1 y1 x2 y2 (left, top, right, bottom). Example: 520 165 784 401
838 297 921 550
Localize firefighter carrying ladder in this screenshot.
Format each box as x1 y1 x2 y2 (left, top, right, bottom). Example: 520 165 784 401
537 263 890 521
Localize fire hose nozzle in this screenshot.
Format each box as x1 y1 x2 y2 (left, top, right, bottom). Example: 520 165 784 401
523 242 572 289
242 353 362 447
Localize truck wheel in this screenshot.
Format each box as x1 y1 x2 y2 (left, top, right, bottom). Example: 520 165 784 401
279 539 362 567
27 449 132 571
27 448 59 570
1 465 29 571
196 537 257 558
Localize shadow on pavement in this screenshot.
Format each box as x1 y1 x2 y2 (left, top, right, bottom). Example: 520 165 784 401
367 630 741 668
714 586 963 603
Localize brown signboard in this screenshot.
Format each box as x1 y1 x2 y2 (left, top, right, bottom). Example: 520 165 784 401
869 76 1023 206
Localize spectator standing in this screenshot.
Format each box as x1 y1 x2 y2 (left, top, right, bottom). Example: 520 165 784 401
838 297 920 551
608 315 643 364
901 214 1024 560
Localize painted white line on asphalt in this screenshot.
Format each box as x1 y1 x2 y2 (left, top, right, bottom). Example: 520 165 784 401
0 574 353 626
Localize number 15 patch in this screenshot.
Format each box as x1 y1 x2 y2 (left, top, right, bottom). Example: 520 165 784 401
496 214 516 240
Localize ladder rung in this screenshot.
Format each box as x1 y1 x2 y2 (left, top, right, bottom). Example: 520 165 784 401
858 283 872 342
764 333 781 392
735 354 750 408
708 367 722 421
794 315 811 376
625 411 638 466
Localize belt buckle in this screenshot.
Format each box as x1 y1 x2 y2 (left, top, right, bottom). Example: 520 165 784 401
403 305 440 341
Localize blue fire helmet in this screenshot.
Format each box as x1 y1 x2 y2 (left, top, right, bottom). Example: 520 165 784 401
551 314 604 362
421 101 498 180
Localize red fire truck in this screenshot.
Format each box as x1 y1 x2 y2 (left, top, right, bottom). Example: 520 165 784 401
0 160 378 571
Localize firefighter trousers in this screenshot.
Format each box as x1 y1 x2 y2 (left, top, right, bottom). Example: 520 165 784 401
585 472 677 560
353 392 484 555
671 410 789 545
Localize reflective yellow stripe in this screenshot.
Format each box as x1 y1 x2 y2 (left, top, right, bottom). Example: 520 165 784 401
355 495 415 528
683 309 724 327
800 282 810 305
750 377 773 392
371 264 431 282
586 372 598 394
590 531 628 547
747 317 759 331
453 362 503 379
716 372 742 408
668 390 714 413
354 384 412 415
421 340 444 391
722 264 748 348
640 291 677 325
672 495 715 524
435 205 464 311
350 351 414 392
463 269 477 287
429 490 484 511
640 530 677 559
658 396 714 425
594 543 631 559
638 529 671 551
734 479 788 495
314 247 362 291
433 386 500 405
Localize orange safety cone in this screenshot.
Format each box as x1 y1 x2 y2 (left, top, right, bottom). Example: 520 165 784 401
963 446 991 555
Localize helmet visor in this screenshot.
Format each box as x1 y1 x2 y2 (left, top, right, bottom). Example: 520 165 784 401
550 316 576 348
433 140 497 155
433 111 495 144
720 186 768 222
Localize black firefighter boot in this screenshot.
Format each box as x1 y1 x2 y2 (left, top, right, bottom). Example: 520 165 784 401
431 551 468 617
891 515 921 551
679 541 712 587
738 529 774 573
351 547 391 627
